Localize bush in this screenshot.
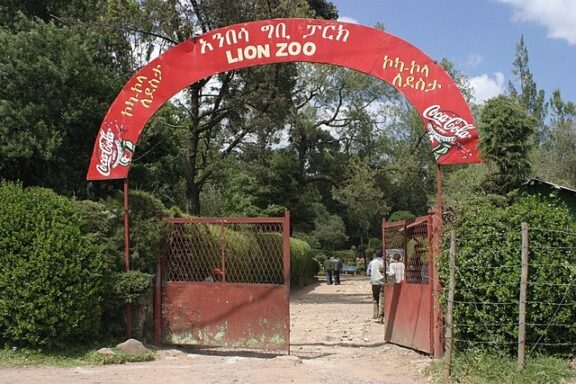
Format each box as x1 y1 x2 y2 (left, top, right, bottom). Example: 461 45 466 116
290 238 315 287
440 194 576 354
0 182 105 348
108 190 170 274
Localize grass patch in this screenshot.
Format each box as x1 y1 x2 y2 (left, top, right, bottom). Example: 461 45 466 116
428 349 575 384
0 345 155 368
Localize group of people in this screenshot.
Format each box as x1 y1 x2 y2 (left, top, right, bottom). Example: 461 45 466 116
323 256 343 285
366 250 405 323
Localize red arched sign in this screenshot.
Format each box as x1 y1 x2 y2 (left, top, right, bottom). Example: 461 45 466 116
87 18 481 181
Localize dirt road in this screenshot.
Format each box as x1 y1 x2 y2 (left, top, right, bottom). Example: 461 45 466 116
0 275 432 384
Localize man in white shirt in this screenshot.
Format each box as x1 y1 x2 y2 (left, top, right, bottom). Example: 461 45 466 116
367 250 385 323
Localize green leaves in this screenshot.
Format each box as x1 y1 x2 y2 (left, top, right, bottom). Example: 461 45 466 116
0 181 106 349
441 194 576 354
478 95 536 194
0 18 122 196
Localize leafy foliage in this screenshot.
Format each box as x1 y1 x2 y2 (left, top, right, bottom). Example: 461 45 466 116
440 194 576 354
112 271 153 304
0 17 123 197
0 182 105 348
478 95 536 194
290 238 318 287
429 349 574 384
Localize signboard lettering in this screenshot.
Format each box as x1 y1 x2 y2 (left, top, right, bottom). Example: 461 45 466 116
87 18 481 180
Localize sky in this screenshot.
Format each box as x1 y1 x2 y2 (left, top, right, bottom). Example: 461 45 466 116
330 0 576 104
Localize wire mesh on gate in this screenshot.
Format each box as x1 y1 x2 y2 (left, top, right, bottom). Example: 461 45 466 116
165 220 285 285
383 218 430 284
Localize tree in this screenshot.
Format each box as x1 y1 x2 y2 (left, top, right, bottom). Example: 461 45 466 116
478 95 536 194
0 0 106 27
531 90 576 188
0 17 123 197
311 203 348 250
332 157 388 247
107 0 337 214
507 35 547 144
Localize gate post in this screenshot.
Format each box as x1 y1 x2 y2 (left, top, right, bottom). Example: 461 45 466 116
430 206 444 357
154 253 162 345
282 210 291 288
284 210 292 355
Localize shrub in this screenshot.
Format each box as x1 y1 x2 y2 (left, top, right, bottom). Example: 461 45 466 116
102 190 171 274
440 194 576 354
290 238 316 287
0 182 105 348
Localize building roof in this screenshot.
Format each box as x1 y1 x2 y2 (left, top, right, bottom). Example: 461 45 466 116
523 177 576 194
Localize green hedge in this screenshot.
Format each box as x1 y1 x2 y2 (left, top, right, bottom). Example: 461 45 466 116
168 223 315 286
0 182 105 348
290 237 317 287
440 194 576 354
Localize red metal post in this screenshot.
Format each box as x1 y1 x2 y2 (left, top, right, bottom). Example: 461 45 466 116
283 210 291 354
282 211 291 289
154 254 162 345
124 179 130 271
381 218 386 271
123 179 132 339
220 221 226 283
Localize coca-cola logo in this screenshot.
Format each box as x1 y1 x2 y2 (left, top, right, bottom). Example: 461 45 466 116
95 122 135 177
423 105 475 140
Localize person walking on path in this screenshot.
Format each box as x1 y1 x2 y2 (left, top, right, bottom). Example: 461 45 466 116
324 256 335 285
367 250 385 323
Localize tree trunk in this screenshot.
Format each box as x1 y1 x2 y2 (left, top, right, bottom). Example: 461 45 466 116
186 181 202 215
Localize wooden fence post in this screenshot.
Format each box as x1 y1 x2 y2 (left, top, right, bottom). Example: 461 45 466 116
444 229 457 382
517 222 529 372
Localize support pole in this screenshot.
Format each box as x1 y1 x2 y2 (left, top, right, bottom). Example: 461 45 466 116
517 222 529 372
124 179 130 272
282 210 291 355
123 179 132 339
220 220 226 282
154 253 162 345
444 230 457 381
431 164 444 357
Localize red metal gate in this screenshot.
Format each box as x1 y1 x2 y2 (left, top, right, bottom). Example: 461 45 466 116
382 214 443 356
154 212 291 352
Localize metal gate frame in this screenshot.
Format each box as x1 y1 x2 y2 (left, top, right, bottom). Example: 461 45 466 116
154 212 291 352
382 211 444 356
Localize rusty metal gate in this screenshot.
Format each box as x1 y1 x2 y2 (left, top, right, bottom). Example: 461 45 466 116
382 214 443 356
154 212 291 352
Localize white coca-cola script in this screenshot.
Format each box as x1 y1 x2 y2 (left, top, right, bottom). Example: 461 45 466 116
423 105 475 139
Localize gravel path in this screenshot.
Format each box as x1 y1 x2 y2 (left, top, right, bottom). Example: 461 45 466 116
0 275 432 384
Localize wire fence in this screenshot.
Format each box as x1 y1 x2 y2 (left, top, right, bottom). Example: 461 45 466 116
443 223 576 379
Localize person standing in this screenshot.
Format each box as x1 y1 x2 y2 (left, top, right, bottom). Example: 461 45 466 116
367 250 385 323
388 253 405 283
324 256 335 285
333 256 343 285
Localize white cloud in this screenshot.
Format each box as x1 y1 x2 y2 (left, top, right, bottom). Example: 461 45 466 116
337 16 360 24
465 53 484 67
470 72 506 103
496 0 576 44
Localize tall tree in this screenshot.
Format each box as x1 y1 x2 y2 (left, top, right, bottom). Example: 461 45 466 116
0 17 123 196
507 35 547 144
478 95 536 194
108 0 337 214
0 0 106 26
332 157 387 247
532 90 576 187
